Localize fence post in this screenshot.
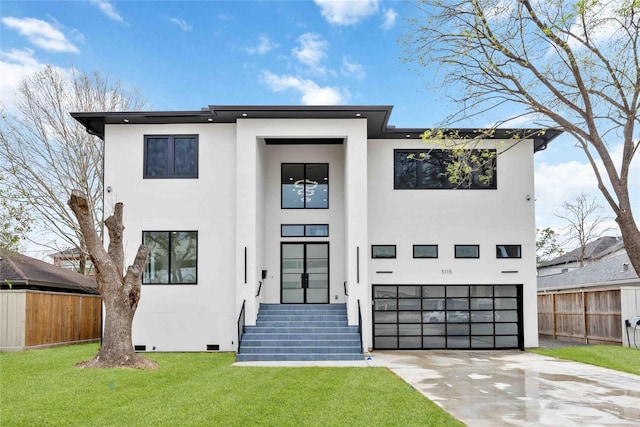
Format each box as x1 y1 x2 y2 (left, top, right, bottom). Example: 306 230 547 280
582 290 588 344
552 293 556 339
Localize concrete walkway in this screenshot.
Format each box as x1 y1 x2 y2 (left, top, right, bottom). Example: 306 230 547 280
367 350 640 426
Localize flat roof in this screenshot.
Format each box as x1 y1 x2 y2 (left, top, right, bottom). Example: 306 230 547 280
71 105 563 152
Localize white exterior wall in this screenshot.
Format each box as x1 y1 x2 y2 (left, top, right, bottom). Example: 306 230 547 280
367 138 539 348
104 123 237 351
103 116 539 351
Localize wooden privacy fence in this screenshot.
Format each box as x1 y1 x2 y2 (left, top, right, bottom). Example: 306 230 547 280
538 289 622 344
1 290 102 351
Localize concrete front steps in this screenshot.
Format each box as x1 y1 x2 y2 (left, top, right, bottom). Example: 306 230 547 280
236 303 364 361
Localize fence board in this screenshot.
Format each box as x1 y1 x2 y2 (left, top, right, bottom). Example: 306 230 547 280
24 292 101 347
537 288 622 344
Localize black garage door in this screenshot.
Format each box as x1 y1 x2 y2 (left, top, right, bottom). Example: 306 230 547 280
372 284 523 350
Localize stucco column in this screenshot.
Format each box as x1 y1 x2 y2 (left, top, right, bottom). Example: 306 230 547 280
344 120 370 350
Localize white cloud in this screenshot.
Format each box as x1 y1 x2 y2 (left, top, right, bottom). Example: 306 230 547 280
0 48 64 112
314 0 379 26
1 17 79 53
380 8 397 30
293 33 328 69
261 71 349 105
341 57 366 80
245 34 278 55
534 143 640 236
168 17 192 31
90 0 124 22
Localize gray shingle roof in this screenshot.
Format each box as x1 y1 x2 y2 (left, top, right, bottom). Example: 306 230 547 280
0 249 97 294
537 252 638 290
537 236 623 268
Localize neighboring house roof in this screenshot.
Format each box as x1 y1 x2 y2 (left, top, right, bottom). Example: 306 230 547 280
71 105 563 152
0 249 97 294
537 252 638 291
537 236 623 268
50 247 89 260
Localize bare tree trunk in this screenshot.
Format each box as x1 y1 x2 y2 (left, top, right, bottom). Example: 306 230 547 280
617 210 640 278
68 190 156 369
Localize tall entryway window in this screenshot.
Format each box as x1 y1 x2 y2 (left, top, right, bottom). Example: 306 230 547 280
281 242 329 303
281 163 329 209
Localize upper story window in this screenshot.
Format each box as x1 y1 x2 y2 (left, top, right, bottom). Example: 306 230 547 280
282 163 329 209
142 231 198 284
394 149 496 189
144 135 198 178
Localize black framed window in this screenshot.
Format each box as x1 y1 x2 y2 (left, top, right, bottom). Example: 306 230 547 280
413 245 438 258
372 245 396 259
144 135 198 178
455 245 480 258
496 245 521 258
143 231 197 284
281 163 329 209
281 224 329 237
394 149 496 189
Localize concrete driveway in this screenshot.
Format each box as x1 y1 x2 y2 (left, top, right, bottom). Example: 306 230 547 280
367 350 640 426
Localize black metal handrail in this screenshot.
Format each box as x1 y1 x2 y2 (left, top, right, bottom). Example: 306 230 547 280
256 281 263 297
357 299 363 353
237 300 246 354
343 281 348 296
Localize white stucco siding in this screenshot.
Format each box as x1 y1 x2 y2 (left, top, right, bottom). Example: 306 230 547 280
367 138 538 347
103 123 238 351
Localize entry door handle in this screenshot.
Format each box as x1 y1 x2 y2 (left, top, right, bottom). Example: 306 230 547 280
302 273 309 288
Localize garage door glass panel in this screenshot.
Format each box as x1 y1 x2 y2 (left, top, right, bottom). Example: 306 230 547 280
398 312 421 323
423 337 446 348
496 336 518 347
471 323 494 335
496 323 518 335
497 311 518 322
495 286 517 297
472 337 494 348
375 312 397 323
447 298 469 310
448 336 470 348
423 324 446 335
423 286 445 297
373 284 522 350
495 298 517 309
375 324 397 336
398 299 421 310
399 337 421 348
375 337 398 348
374 300 397 311
471 285 493 297
375 286 397 298
471 311 494 322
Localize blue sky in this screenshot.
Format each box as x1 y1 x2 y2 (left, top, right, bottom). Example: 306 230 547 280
1 0 638 254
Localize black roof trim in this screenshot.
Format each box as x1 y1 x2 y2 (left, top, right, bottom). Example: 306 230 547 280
71 105 562 151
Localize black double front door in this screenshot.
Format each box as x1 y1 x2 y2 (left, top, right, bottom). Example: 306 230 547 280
281 242 329 303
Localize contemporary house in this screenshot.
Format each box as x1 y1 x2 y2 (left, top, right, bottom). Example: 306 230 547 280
72 105 561 357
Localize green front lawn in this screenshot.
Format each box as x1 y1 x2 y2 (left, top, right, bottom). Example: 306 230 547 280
529 345 640 376
1 344 462 426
